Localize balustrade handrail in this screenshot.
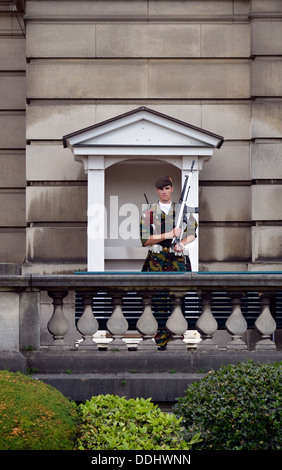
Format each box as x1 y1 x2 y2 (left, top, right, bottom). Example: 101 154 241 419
1 272 282 352
19 271 282 291
1 271 282 289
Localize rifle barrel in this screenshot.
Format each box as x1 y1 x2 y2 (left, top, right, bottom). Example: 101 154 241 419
171 160 195 247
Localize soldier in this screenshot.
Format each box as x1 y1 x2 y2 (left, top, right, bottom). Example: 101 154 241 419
140 175 197 272
140 175 197 348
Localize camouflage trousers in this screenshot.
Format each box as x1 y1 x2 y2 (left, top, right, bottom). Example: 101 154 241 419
141 247 191 348
141 247 191 272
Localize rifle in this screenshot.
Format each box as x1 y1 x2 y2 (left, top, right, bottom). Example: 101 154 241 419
144 193 149 207
171 160 198 249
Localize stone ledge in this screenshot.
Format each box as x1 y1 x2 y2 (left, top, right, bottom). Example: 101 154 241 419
22 348 282 375
3 348 282 402
0 351 26 372
31 372 205 403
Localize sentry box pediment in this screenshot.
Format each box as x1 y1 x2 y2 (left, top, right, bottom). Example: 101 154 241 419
63 106 224 159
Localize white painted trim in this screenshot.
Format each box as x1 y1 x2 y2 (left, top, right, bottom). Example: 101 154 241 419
73 146 214 157
87 167 105 271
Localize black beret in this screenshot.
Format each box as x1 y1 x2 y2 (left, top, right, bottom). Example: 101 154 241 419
155 176 173 189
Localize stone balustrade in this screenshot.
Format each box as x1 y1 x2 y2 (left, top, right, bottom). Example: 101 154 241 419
0 271 279 355
47 286 279 352
0 272 282 360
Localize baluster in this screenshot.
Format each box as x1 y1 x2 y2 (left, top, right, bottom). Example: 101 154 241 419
255 293 276 350
107 291 128 350
47 290 69 347
196 291 218 349
166 291 187 350
77 291 99 349
136 292 158 350
225 292 247 350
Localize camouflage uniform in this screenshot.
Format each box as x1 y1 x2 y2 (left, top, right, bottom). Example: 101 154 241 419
140 202 197 272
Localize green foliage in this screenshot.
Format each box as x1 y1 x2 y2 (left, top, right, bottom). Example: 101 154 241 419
0 370 78 450
77 394 201 450
174 360 282 450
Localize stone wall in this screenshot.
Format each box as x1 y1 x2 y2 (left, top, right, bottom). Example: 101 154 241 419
0 1 26 264
2 1 282 272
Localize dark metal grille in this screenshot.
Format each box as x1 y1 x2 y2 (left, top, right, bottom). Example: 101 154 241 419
75 291 282 330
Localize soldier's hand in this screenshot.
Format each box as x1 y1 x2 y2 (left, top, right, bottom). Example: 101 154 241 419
174 242 185 253
166 227 182 240
172 227 182 238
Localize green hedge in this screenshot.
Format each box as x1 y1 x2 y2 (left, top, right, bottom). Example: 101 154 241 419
77 394 200 450
3 361 280 451
0 370 78 450
174 360 282 450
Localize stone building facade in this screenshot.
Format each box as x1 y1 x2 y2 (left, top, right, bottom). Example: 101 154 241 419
1 0 282 273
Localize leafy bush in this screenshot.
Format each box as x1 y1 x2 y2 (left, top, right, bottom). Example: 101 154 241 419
0 370 78 450
77 394 200 450
174 360 282 450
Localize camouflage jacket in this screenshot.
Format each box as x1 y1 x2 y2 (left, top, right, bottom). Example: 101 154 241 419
140 202 197 248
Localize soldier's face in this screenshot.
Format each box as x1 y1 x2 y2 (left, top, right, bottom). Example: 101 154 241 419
156 185 174 203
